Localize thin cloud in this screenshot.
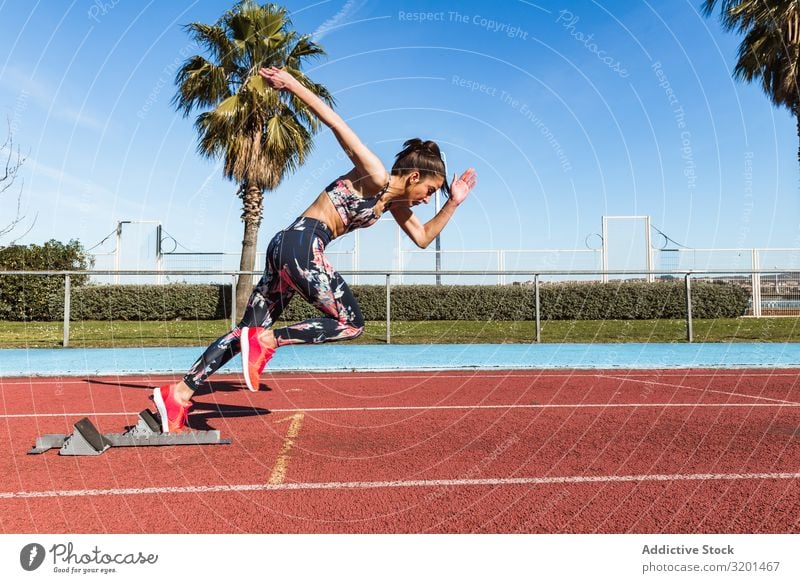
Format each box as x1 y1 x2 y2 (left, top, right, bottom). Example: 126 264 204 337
312 0 368 41
26 157 115 198
0 65 107 132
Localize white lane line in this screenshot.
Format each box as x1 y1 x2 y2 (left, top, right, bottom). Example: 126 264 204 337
2 402 800 419
0 373 587 387
3 370 799 387
597 374 800 405
0 412 138 419
1 472 798 500
266 403 800 412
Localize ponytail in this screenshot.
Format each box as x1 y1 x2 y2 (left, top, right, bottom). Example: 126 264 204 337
391 138 451 197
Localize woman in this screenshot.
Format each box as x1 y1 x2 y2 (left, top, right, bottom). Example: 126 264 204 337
153 67 477 432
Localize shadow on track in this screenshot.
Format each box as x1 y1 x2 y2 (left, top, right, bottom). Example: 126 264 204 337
186 402 272 430
82 378 274 395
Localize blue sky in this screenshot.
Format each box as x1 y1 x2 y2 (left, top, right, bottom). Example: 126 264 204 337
0 0 798 275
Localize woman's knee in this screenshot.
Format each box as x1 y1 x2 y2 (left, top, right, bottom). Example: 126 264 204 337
335 320 363 341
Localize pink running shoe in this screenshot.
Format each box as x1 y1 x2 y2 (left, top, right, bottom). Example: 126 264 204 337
152 385 190 433
241 326 275 392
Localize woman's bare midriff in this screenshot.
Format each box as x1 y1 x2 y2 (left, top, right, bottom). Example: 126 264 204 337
300 169 390 239
301 191 345 238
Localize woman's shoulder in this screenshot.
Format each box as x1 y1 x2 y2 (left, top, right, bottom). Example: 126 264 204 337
341 168 389 198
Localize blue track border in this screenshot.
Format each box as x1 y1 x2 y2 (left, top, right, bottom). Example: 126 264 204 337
1 343 799 377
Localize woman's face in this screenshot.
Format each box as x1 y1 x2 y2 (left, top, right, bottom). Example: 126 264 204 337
404 173 444 206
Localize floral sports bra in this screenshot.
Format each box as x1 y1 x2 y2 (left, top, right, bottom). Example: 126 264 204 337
325 178 389 234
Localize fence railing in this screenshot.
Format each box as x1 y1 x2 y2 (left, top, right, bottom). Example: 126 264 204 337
1 269 798 347
95 243 800 283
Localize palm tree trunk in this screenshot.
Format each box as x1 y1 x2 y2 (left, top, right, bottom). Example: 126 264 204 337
797 106 800 168
236 183 264 318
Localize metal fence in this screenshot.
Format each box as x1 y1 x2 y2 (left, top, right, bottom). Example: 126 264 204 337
3 268 798 347
90 235 800 285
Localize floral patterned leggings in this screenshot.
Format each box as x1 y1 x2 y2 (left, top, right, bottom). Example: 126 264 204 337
183 217 364 390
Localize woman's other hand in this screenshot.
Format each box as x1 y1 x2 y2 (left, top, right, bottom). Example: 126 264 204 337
449 168 477 206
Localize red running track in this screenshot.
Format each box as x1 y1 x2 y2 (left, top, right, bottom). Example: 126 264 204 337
1 369 799 533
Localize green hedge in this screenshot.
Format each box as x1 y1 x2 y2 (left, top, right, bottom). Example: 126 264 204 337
69 284 231 321
340 281 748 321
0 240 92 321
0 279 749 322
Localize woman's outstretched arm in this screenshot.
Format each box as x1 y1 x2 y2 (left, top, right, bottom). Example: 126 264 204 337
390 168 477 248
259 67 386 188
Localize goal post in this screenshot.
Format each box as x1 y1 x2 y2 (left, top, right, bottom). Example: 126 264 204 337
601 215 654 283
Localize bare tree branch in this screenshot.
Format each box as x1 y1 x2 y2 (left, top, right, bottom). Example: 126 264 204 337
0 117 34 242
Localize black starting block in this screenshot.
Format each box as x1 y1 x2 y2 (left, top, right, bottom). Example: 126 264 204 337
27 409 231 456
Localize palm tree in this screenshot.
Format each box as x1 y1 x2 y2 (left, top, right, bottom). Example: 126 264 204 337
702 0 800 164
173 0 333 314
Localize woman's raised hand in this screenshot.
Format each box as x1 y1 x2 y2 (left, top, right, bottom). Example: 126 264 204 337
449 168 477 206
258 66 297 91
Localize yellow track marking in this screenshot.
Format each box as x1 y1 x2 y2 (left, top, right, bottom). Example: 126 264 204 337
268 413 305 485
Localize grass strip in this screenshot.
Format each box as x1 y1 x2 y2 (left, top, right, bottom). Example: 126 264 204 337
1 317 799 348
